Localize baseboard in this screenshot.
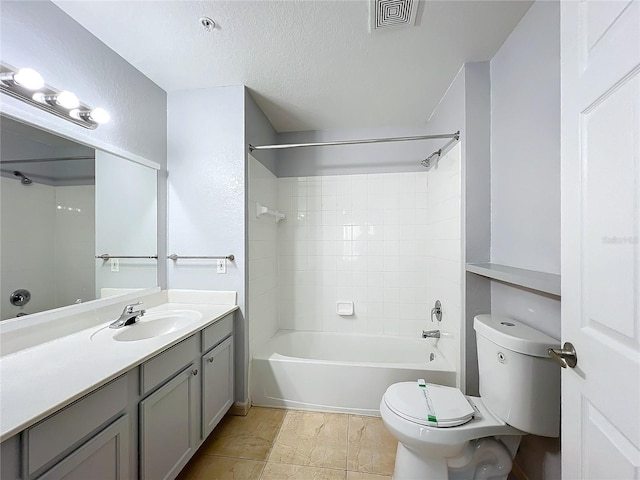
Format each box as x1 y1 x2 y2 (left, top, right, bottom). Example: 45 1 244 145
229 399 251 416
510 460 530 480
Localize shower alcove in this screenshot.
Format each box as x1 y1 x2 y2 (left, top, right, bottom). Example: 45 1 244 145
247 132 464 414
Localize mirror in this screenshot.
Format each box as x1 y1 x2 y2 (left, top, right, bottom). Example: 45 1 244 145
0 116 158 320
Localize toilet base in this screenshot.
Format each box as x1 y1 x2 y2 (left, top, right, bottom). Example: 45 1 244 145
394 442 448 480
393 437 518 480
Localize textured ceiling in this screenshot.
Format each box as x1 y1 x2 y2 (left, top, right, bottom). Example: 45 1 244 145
53 1 532 133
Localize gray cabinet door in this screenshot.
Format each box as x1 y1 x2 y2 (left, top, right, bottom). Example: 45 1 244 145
202 336 234 438
38 415 129 480
139 365 199 480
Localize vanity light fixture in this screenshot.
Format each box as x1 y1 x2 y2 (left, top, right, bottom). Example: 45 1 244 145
70 107 110 125
0 62 110 130
33 90 80 110
0 67 45 90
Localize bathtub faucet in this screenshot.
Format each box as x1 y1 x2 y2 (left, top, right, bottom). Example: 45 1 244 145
422 329 440 339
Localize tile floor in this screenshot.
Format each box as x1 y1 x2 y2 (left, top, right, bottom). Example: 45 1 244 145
177 407 398 480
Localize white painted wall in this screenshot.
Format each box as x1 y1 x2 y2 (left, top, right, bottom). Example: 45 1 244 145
167 85 247 402
488 2 561 479
247 156 279 353
490 0 560 280
0 0 168 288
489 0 561 336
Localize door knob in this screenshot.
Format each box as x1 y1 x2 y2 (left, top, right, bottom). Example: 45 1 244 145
548 342 577 368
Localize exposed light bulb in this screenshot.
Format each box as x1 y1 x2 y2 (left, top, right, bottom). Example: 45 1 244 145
55 91 79 109
12 68 44 90
70 107 110 124
89 107 110 124
31 92 46 103
33 91 79 109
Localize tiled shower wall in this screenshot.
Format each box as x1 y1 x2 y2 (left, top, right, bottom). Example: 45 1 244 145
275 145 461 364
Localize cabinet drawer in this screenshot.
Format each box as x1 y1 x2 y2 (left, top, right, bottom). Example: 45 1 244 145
141 335 199 395
202 314 233 352
26 375 128 477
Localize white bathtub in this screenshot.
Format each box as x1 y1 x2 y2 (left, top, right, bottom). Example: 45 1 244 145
250 330 456 416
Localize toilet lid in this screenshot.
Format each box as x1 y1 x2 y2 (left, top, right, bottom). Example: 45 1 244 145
384 381 475 428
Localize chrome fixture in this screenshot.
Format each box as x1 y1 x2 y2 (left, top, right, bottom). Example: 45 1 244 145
421 132 460 170
422 329 441 339
0 63 110 130
249 130 460 152
431 300 442 322
249 132 458 151
421 149 441 169
13 170 32 185
10 288 31 306
548 342 578 369
249 131 461 168
167 254 235 261
109 302 146 329
96 254 158 260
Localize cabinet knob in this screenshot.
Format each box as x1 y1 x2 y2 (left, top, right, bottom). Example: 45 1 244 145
192 369 198 376
207 357 214 363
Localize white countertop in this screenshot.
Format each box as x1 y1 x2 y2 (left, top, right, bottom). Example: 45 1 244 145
0 291 237 441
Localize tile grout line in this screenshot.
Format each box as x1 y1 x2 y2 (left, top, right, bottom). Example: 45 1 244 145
259 407 289 479
346 413 351 478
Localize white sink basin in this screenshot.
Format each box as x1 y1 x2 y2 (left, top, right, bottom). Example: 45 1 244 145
92 310 202 342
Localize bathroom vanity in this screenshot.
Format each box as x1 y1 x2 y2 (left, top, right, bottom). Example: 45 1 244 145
0 289 237 480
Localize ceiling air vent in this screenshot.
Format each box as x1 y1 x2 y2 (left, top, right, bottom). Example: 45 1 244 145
370 0 418 32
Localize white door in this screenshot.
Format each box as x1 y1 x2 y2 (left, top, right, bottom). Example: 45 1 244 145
561 1 640 478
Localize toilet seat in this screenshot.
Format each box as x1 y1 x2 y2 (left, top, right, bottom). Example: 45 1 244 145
384 382 475 428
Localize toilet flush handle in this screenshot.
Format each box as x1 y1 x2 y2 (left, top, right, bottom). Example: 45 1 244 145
548 342 577 368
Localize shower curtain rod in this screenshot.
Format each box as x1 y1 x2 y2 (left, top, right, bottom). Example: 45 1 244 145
0 156 94 164
249 131 460 151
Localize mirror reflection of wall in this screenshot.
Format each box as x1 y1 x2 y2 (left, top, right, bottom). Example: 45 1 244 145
0 116 158 320
95 150 158 296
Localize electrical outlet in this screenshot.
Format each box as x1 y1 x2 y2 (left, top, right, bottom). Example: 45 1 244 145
216 259 226 274
111 259 119 272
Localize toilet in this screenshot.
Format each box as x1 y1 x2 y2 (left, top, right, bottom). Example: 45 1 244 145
380 314 560 480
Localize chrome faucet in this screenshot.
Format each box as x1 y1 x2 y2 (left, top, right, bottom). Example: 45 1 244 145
422 329 441 339
109 302 145 329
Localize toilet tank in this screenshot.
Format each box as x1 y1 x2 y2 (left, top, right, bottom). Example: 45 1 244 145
474 314 560 437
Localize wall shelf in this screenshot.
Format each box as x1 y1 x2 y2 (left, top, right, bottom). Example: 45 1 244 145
466 263 561 297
